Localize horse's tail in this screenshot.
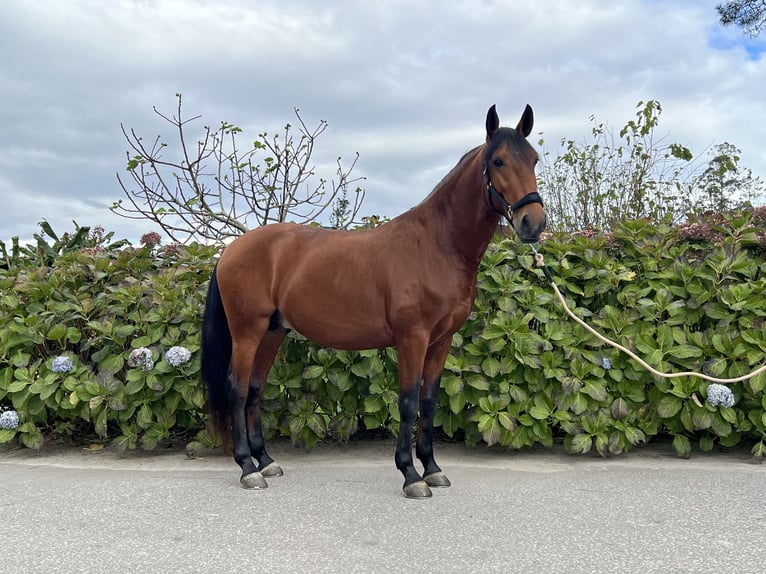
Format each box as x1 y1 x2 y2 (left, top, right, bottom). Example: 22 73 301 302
201 264 232 442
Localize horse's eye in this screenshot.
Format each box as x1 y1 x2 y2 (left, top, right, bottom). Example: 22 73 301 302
493 158 503 167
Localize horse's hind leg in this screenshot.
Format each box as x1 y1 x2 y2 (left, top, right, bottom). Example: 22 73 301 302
228 325 270 489
246 326 288 478
417 339 452 488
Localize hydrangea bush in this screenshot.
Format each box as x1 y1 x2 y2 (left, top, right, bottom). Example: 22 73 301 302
2 214 766 459
0 233 217 450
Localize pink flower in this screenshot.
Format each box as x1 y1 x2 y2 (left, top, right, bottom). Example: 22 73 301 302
140 231 162 247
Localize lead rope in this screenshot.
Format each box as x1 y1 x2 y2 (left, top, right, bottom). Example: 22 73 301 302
529 245 766 385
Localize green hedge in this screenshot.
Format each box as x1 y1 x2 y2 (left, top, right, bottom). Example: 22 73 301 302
0 242 217 449
2 212 766 458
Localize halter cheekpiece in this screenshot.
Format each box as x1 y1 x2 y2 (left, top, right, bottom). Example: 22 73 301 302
483 162 543 224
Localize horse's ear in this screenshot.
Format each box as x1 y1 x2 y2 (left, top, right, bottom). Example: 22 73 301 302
486 104 499 141
516 104 534 137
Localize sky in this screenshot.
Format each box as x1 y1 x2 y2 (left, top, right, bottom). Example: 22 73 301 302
1 0 765 244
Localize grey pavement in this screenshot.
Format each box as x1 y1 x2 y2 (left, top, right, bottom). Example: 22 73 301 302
1 438 765 574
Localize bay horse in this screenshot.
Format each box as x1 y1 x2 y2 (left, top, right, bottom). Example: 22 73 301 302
201 104 546 498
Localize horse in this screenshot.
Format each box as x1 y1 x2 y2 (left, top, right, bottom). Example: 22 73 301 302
201 104 546 498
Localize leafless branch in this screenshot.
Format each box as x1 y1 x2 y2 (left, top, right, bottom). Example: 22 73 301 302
113 94 367 244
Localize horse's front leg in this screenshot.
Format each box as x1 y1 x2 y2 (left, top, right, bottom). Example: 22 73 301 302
394 334 431 499
417 339 452 489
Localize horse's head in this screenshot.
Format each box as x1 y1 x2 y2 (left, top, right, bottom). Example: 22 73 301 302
483 104 546 243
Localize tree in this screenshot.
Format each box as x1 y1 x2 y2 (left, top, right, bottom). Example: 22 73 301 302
691 142 765 213
718 0 766 36
537 100 695 232
113 94 366 244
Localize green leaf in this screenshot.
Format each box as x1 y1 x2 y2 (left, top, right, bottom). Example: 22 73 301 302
672 434 691 458
99 354 125 374
720 407 737 424
498 411 516 431
657 396 683 418
306 414 326 436
624 427 645 446
327 370 351 392
302 365 324 379
568 433 592 454
12 353 31 368
363 395 384 413
46 323 67 341
751 441 765 461
448 392 466 414
38 219 59 241
480 417 501 446
528 406 550 420
581 380 609 402
465 375 491 391
481 356 501 378
0 428 19 444
136 405 153 429
749 372 766 393
666 345 702 359
20 425 43 449
657 324 674 350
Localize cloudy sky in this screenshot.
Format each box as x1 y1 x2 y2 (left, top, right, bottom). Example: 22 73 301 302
1 0 764 244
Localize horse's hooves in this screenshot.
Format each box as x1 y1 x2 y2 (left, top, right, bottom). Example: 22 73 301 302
240 472 268 490
260 462 284 478
403 480 433 499
424 471 451 488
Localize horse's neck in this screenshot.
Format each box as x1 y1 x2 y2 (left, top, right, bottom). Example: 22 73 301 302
417 152 500 269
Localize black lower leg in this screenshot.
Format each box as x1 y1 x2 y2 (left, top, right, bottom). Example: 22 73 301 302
227 378 258 478
245 383 274 470
417 376 442 477
395 385 422 487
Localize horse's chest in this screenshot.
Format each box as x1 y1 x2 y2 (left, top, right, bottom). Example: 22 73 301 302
429 281 476 330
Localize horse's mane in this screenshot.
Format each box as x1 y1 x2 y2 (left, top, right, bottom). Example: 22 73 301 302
416 145 483 206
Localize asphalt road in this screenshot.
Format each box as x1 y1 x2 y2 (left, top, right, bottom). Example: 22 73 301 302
1 438 764 574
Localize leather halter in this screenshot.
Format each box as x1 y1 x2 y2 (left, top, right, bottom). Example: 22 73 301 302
483 162 543 224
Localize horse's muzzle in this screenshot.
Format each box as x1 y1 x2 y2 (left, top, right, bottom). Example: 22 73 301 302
514 212 547 244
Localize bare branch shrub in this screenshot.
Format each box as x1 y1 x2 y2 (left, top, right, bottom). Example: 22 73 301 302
113 94 366 244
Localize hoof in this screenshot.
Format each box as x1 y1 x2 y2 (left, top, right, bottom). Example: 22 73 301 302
403 480 433 499
260 462 284 478
424 471 451 488
240 472 268 490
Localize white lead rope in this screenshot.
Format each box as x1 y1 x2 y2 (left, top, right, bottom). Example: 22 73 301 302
529 245 766 385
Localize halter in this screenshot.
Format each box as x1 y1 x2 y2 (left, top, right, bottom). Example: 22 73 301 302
483 162 544 224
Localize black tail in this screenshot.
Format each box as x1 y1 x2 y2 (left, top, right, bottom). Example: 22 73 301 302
201 264 232 439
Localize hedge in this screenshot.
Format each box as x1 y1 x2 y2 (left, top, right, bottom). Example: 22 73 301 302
2 211 766 459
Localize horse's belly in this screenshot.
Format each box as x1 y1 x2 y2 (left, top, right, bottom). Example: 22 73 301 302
279 278 391 349
283 310 395 351
288 322 394 351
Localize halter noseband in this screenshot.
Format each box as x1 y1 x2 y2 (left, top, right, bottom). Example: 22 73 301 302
483 162 544 224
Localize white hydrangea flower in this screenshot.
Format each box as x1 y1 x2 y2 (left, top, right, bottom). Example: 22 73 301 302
0 410 20 429
165 346 192 367
52 355 73 373
707 384 735 408
128 347 154 371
